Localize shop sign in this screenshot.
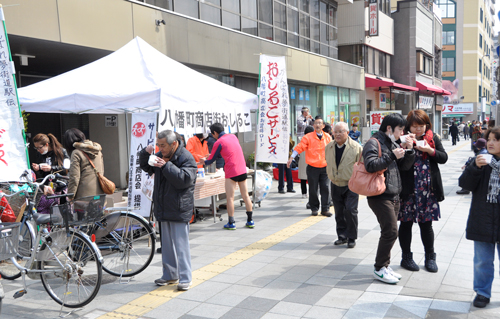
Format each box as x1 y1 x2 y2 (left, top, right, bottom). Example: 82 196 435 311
256 55 290 164
379 92 386 109
418 96 434 109
290 87 295 100
105 115 118 127
369 0 379 37
442 103 473 114
299 89 304 100
370 111 402 134
128 112 157 216
305 90 310 101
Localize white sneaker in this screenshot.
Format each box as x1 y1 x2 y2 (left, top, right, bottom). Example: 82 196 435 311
302 194 308 199
387 266 402 280
373 267 399 284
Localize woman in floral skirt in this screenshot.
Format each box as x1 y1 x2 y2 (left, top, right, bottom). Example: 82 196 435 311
398 110 448 273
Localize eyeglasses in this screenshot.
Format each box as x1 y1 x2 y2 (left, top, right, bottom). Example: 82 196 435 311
33 144 46 150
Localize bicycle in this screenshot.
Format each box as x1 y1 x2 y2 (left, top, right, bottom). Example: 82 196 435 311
0 173 104 309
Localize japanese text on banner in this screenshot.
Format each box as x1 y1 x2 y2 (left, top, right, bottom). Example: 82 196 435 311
128 112 157 217
256 55 290 164
0 9 28 182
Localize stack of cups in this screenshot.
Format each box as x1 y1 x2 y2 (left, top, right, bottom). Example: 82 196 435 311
197 168 205 178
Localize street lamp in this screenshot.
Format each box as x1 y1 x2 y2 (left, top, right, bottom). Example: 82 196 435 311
481 54 490 121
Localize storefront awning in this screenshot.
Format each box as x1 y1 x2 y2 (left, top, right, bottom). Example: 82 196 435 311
365 77 419 91
442 114 465 118
416 81 451 95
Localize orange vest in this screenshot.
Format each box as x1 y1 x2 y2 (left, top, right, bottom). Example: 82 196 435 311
186 136 209 168
294 131 331 168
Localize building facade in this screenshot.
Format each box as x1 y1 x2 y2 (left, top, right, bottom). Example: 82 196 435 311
3 0 364 187
436 0 495 124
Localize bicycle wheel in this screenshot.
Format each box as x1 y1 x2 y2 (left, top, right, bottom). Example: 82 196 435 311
40 230 102 308
98 212 155 277
0 220 35 280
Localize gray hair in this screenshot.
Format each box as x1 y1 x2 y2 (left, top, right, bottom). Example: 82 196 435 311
158 130 177 145
334 122 349 132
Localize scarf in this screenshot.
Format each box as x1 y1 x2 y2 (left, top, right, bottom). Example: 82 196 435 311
418 130 435 160
487 157 500 203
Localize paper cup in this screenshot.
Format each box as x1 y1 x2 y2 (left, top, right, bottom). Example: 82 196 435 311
148 155 158 166
400 135 407 143
416 140 425 147
197 168 205 178
40 163 50 169
482 154 493 164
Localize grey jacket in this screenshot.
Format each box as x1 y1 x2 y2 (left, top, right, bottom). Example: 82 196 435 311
325 136 363 187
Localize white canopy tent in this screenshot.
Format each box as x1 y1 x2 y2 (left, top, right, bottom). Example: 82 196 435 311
18 37 257 116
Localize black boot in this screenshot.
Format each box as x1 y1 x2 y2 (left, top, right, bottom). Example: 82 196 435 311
425 252 438 272
400 252 420 271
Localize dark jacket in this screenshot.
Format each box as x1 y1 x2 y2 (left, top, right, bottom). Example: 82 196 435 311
400 133 448 202
362 131 415 200
139 143 197 223
449 124 458 136
34 148 70 179
459 158 500 243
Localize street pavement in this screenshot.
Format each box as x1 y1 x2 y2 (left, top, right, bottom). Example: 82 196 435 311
2 136 500 319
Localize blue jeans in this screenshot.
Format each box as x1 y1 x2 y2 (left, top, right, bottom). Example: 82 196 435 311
474 241 500 298
278 163 293 191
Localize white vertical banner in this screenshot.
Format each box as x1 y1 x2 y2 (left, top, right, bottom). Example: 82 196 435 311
368 0 379 37
128 112 157 217
0 7 28 182
256 55 290 164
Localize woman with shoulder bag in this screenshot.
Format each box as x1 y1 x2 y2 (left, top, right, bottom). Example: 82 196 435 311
398 110 447 273
362 113 415 284
62 128 106 199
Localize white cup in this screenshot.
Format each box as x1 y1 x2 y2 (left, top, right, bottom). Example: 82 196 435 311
148 154 158 166
40 163 50 169
482 154 493 164
416 140 425 147
400 135 407 143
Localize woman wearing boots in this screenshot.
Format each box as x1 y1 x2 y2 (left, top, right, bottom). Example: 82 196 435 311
398 110 447 273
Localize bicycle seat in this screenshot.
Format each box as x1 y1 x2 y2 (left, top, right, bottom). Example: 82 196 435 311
33 212 62 225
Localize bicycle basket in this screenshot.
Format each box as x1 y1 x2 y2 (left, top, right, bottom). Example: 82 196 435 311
67 195 106 227
0 222 21 261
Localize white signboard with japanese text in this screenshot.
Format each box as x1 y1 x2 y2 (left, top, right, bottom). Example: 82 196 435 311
158 106 252 135
418 95 434 109
0 8 28 182
442 103 473 114
128 112 157 217
256 55 290 164
369 0 379 37
370 110 402 134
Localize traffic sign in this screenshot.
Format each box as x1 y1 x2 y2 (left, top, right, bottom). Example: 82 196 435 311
492 100 498 106
497 46 499 57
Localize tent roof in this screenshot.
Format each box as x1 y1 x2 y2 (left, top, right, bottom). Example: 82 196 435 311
18 37 257 114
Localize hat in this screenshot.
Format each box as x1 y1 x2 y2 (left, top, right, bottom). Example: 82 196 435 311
474 138 487 149
301 107 309 112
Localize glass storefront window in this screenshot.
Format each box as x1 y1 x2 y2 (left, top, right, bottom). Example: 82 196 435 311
174 0 198 18
274 2 286 29
242 17 257 35
221 0 239 12
339 88 350 102
201 4 221 24
275 28 287 44
222 11 240 30
299 13 310 37
259 23 273 40
241 0 257 18
311 18 320 42
290 85 317 142
258 0 272 24
300 37 310 50
320 86 339 124
288 33 299 48
288 7 299 33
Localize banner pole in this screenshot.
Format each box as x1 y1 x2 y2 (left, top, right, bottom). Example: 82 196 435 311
0 5 30 168
253 56 262 208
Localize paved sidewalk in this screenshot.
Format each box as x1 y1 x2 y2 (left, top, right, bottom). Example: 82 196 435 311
2 137 500 318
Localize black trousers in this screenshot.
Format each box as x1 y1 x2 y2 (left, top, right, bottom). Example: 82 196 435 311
451 134 458 145
306 165 329 213
398 220 434 254
368 197 399 270
301 179 307 195
331 183 359 240
277 164 293 191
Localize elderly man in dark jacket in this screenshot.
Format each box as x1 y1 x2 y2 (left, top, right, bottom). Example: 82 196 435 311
140 130 197 291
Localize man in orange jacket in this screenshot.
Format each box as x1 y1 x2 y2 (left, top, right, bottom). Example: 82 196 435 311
186 132 209 168
287 116 332 217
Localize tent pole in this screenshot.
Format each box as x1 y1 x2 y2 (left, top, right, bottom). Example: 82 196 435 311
125 112 130 170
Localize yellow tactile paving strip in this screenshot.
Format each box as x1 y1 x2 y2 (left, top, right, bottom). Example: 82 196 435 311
99 215 327 319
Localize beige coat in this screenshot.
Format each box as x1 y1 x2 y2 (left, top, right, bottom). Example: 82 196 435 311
67 140 105 199
325 136 363 187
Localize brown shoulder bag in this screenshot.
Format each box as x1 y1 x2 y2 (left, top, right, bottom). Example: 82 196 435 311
348 138 386 197
82 152 116 195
